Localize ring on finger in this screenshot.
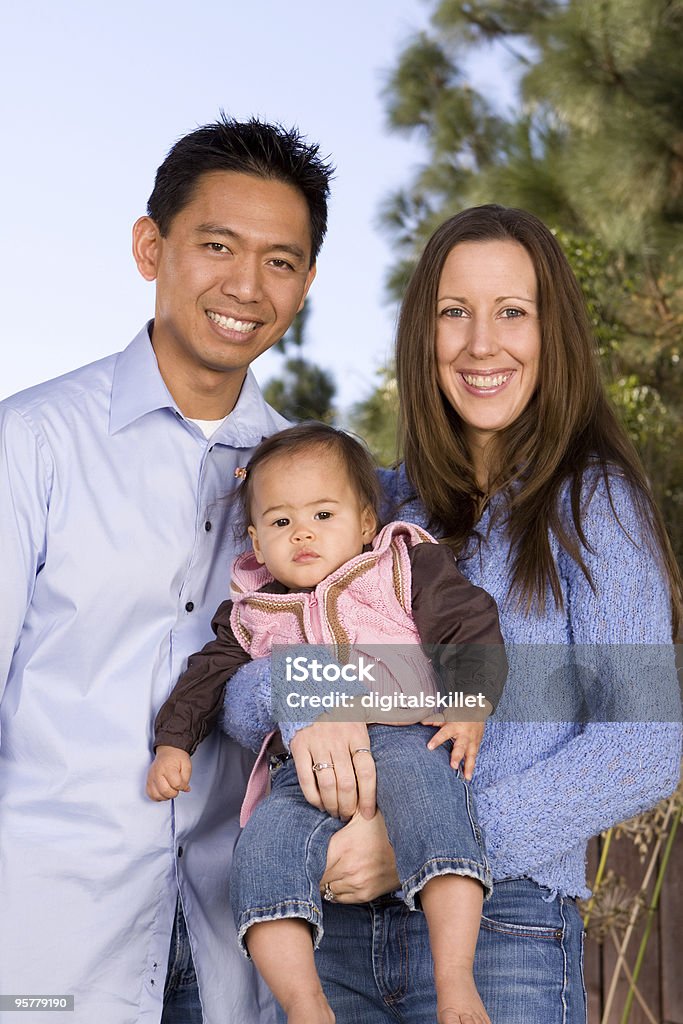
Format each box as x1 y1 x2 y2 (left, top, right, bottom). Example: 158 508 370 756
323 882 335 903
312 761 335 773
351 747 372 757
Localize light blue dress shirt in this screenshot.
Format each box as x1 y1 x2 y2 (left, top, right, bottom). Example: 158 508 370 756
0 325 283 1024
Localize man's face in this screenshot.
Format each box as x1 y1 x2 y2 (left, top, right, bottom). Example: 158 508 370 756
133 170 316 395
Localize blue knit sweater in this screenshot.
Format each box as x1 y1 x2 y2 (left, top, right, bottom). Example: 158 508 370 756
222 466 681 897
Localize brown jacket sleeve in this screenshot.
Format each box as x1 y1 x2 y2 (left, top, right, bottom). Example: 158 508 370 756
409 543 508 712
153 600 252 754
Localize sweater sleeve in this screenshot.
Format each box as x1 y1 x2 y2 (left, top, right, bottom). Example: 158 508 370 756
221 656 278 753
474 475 682 878
221 646 360 752
409 543 508 711
154 600 252 753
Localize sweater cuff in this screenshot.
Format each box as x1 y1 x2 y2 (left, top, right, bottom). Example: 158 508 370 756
279 720 316 750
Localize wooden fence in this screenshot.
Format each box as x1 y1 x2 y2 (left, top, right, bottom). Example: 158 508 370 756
583 813 683 1024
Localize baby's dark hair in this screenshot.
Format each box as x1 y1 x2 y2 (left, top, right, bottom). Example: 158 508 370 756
236 423 381 536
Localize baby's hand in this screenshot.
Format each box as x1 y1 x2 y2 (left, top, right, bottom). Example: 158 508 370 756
422 718 486 780
146 745 192 801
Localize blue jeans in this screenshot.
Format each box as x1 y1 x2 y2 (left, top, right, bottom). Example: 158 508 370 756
312 878 587 1023
231 724 491 952
161 897 203 1024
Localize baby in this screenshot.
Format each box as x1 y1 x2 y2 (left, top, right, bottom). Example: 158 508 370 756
147 423 506 1024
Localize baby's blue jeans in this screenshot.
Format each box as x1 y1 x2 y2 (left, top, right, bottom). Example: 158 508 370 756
231 723 492 954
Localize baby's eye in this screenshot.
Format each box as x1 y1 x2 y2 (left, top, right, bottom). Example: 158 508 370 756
314 511 332 520
273 518 290 528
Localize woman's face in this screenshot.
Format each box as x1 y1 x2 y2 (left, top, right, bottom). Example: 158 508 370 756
435 239 541 461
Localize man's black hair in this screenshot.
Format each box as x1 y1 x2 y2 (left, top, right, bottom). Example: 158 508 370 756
147 114 334 264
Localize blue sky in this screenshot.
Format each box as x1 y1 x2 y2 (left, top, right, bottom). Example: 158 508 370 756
0 0 515 412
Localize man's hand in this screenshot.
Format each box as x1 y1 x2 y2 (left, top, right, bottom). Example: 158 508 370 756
146 745 192 801
321 810 399 903
290 721 376 821
422 718 485 780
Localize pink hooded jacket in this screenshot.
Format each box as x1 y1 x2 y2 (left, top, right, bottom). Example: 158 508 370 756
233 521 440 824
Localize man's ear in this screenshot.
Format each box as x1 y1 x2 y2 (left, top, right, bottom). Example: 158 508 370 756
247 525 265 564
361 506 377 542
297 263 317 313
132 216 162 282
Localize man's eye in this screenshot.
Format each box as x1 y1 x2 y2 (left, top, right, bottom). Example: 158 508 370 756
269 258 295 271
208 242 230 253
314 511 332 520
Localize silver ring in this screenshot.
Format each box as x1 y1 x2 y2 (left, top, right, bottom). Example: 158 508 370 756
312 761 335 773
351 748 372 757
323 882 335 903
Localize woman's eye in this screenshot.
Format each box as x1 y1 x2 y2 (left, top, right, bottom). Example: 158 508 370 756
314 511 332 520
501 307 524 318
441 306 467 318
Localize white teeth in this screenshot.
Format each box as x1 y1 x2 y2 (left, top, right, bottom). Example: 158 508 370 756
462 373 511 388
207 311 259 333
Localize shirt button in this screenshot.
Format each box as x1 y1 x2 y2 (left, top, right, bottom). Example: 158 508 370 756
185 602 194 613
204 521 212 532
177 846 184 858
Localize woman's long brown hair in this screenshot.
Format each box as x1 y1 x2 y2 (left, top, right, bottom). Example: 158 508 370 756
396 204 682 634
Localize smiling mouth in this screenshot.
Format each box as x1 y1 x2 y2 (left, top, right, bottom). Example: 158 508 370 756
206 311 260 334
460 371 513 389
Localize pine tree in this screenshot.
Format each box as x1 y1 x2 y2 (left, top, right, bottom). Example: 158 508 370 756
262 304 336 423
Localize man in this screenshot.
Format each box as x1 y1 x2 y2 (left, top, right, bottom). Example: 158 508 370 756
0 116 333 1024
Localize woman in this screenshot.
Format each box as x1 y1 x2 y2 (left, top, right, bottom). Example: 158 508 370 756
224 205 681 1023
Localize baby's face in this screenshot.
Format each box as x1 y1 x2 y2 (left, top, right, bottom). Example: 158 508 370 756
247 451 376 589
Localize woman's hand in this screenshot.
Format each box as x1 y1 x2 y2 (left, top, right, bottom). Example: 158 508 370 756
290 721 376 821
320 810 400 903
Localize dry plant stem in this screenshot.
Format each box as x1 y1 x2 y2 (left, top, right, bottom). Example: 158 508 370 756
600 799 675 1024
607 932 659 1024
584 827 613 929
620 804 682 1024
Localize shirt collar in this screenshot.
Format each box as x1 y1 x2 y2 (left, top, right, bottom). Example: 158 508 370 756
109 323 177 434
214 371 283 448
109 321 285 447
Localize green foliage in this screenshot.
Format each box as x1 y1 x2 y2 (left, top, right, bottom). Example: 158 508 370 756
263 357 335 424
348 367 399 467
262 302 337 424
374 0 683 562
